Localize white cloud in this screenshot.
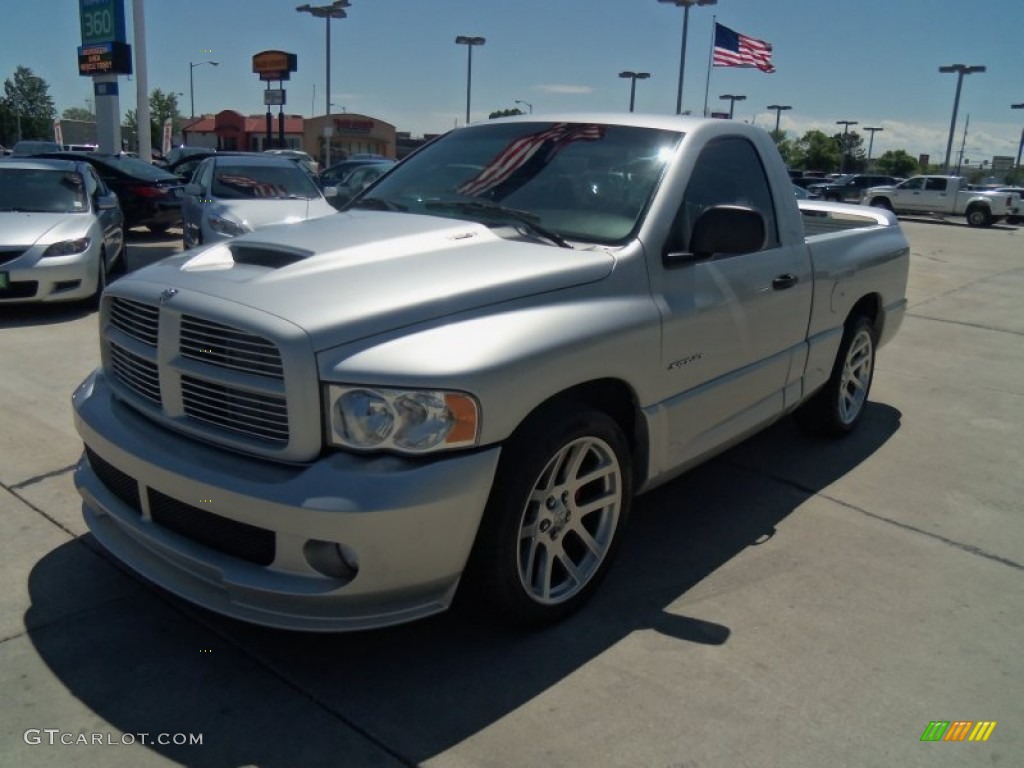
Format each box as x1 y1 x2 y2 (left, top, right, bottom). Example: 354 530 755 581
535 84 594 95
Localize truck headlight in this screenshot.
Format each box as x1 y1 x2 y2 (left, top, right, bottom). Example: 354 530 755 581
208 215 249 237
42 237 91 257
324 385 479 454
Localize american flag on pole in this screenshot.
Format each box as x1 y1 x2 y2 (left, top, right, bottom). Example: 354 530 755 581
713 23 775 73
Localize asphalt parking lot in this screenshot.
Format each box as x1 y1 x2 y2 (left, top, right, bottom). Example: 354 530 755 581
1 219 1021 767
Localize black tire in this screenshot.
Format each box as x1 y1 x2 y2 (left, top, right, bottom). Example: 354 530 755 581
868 197 892 211
966 205 992 228
89 249 109 309
462 404 632 627
825 193 841 203
794 315 877 437
108 245 128 277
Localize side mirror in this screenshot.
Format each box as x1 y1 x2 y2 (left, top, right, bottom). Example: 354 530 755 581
183 183 202 196
96 193 119 211
323 186 338 197
667 205 766 265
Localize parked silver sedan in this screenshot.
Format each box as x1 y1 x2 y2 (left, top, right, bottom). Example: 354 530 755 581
181 154 336 249
0 157 124 304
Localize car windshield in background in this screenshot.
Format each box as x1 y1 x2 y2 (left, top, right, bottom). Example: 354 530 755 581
0 168 87 213
360 121 683 245
212 164 320 200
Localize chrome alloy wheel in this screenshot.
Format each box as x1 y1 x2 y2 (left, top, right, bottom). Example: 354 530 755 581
517 436 623 605
838 327 874 425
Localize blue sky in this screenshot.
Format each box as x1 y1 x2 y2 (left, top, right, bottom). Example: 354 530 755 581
4 0 1022 162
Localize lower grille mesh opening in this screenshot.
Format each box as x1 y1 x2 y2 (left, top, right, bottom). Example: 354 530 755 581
85 447 142 514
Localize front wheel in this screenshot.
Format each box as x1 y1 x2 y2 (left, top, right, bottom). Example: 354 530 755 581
463 406 632 627
868 197 893 211
795 316 877 437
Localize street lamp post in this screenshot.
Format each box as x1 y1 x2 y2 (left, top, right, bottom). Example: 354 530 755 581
863 126 883 168
455 36 486 125
297 1 352 168
719 93 746 119
189 60 219 119
514 99 533 114
836 119 858 174
619 71 650 113
766 104 791 135
939 64 985 173
1012 103 1024 171
658 0 717 115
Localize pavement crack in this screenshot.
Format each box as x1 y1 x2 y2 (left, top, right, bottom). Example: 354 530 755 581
726 460 1024 572
8 463 78 490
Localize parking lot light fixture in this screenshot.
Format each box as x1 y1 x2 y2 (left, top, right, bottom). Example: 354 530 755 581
514 99 533 114
455 36 486 125
836 119 858 174
863 126 883 168
297 1 352 168
939 64 985 173
189 61 219 119
719 93 746 120
766 104 791 135
1012 103 1024 171
619 71 650 113
658 0 717 115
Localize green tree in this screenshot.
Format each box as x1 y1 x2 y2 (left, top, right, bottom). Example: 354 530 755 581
874 149 919 177
62 106 95 122
125 88 184 143
771 130 798 168
0 66 56 145
833 130 866 173
792 129 841 172
488 108 523 119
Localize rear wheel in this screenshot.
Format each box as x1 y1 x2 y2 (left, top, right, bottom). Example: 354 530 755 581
795 316 876 437
463 406 632 627
966 205 992 228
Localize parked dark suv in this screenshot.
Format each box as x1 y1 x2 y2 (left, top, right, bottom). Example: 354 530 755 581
807 174 902 203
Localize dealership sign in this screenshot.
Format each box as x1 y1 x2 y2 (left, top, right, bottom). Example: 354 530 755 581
252 51 297 81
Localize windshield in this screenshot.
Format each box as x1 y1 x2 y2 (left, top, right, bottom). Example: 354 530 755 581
212 164 321 200
360 121 682 245
0 168 88 213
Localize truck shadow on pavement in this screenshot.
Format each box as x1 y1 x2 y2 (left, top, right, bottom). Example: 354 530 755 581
24 404 901 766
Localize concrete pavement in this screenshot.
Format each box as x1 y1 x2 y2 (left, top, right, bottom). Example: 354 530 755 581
0 221 1020 767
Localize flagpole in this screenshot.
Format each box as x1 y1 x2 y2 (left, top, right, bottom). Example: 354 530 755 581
702 15 716 116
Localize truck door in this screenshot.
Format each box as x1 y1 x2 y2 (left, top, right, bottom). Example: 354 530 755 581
918 177 953 213
889 177 926 211
648 135 813 469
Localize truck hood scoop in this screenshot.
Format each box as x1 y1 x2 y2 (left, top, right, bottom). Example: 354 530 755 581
124 210 616 349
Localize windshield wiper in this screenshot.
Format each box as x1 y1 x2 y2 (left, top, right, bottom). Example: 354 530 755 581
348 196 407 212
424 200 573 249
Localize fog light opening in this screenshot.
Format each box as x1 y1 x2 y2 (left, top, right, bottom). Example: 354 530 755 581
303 539 360 582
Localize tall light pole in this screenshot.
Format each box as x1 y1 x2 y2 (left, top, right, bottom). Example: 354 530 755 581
297 1 352 168
766 104 791 135
939 64 985 173
836 119 858 173
514 99 533 114
455 35 486 125
719 93 746 119
863 126 883 168
189 60 219 119
619 71 650 113
658 0 717 115
1012 103 1024 171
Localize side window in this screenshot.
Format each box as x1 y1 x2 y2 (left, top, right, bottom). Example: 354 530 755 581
900 178 924 190
925 178 948 192
669 136 779 254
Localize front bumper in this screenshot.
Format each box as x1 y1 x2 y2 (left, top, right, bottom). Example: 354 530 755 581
0 247 100 303
72 369 501 631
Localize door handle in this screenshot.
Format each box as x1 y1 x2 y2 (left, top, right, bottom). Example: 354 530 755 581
772 273 798 290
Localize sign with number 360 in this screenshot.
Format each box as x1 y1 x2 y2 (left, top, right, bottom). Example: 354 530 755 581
79 0 127 46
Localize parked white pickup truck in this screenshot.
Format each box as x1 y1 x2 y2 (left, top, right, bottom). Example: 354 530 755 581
72 115 909 631
863 175 1018 227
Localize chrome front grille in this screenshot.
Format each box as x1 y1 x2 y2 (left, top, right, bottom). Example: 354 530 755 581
101 291 309 459
180 315 284 378
109 344 161 405
110 297 160 346
181 375 289 444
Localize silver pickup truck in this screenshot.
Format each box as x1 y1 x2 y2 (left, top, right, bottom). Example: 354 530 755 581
72 114 909 631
